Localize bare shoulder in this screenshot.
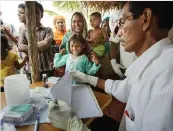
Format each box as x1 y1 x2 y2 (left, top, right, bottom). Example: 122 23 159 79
88 29 94 33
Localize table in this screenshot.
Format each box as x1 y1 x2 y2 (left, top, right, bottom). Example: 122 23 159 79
1 82 112 131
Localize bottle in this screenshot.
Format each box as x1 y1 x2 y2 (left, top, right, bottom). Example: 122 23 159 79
42 74 48 88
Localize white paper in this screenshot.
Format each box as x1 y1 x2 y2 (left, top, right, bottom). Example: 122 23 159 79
50 72 72 105
50 72 103 118
72 85 103 118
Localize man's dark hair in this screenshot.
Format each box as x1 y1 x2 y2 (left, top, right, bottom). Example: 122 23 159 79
90 12 101 19
68 34 87 55
35 1 44 17
18 3 25 9
128 1 173 29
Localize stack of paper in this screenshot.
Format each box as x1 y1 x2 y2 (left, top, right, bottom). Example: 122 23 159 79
3 104 33 123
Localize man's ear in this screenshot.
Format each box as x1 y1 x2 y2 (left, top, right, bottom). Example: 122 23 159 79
141 8 152 31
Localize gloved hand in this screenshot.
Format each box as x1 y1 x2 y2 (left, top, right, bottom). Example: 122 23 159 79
109 35 121 43
67 116 91 131
69 70 98 87
111 59 126 78
48 99 75 130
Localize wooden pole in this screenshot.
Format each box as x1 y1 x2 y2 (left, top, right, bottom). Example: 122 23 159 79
25 1 40 83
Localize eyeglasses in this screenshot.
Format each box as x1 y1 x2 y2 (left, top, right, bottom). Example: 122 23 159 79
116 15 134 28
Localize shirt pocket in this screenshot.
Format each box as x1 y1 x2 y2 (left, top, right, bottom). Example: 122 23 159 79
125 114 134 131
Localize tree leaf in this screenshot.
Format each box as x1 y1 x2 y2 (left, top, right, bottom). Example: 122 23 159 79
44 10 59 16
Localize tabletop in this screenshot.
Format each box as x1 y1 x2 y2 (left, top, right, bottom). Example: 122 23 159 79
0 82 112 131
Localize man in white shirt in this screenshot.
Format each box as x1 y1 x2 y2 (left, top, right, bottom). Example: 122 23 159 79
168 25 173 39
70 1 173 131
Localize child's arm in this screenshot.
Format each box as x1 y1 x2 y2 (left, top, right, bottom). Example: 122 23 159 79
14 56 28 70
85 54 101 75
101 28 109 43
54 49 68 68
86 30 92 43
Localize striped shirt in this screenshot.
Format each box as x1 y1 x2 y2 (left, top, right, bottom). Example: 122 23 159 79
18 25 53 72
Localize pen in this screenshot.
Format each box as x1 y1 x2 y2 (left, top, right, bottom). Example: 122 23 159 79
34 114 39 131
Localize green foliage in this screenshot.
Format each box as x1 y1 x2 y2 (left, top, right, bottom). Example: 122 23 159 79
44 10 59 16
45 1 89 18
44 1 120 18
52 1 81 11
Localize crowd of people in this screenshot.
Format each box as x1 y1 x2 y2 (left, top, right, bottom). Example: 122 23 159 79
1 1 173 131
1 1 127 90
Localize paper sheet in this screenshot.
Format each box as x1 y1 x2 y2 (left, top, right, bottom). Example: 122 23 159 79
51 72 72 105
72 85 103 118
50 72 103 118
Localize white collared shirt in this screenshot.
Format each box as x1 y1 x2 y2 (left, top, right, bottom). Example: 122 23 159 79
120 44 137 68
105 38 173 131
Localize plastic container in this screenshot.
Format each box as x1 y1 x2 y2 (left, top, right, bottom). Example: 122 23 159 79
4 74 30 106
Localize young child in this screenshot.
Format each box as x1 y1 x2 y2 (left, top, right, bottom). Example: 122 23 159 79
54 34 101 83
0 35 28 92
87 12 109 57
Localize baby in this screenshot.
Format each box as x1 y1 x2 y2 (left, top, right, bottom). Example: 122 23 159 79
87 12 109 57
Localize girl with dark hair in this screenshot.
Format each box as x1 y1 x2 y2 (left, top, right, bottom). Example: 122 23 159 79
54 34 100 83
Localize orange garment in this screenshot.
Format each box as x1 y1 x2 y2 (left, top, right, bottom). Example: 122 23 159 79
53 31 66 45
53 15 66 46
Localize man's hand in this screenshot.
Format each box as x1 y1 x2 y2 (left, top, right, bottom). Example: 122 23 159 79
109 35 121 43
70 70 98 87
111 59 126 78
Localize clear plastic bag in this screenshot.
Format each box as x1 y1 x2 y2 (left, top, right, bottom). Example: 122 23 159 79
48 100 90 131
67 116 91 131
48 100 75 130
